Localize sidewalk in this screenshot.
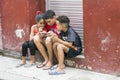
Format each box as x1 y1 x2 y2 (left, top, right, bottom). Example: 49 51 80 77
0 55 119 80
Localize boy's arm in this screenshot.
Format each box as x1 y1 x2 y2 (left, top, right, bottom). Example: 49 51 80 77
53 37 77 50
29 26 34 40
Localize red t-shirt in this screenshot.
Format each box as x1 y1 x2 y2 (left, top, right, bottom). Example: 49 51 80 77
45 23 60 35
34 26 47 35
34 28 39 35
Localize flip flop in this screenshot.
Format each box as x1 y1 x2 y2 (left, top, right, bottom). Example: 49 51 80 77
24 64 36 68
48 69 65 75
43 65 53 70
16 63 26 68
36 63 46 68
50 64 58 70
50 64 65 70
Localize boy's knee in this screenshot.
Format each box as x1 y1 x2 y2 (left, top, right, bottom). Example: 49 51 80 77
22 42 28 48
57 44 64 50
53 42 58 48
33 35 39 43
45 37 52 44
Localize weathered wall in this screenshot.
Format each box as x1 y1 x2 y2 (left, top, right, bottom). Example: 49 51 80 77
1 0 45 51
84 0 120 74
0 0 3 49
1 0 120 75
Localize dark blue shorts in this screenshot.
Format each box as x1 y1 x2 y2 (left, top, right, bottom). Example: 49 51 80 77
65 47 82 58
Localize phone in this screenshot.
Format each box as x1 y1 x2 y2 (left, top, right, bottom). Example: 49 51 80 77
39 32 46 35
46 32 51 36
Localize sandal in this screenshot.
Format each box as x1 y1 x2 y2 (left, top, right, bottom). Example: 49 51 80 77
24 63 36 68
50 64 65 70
50 64 58 70
43 65 53 70
16 63 26 68
48 69 65 75
36 63 46 68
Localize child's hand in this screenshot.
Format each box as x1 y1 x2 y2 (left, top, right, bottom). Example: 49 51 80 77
74 47 78 51
72 46 78 51
52 36 58 42
39 31 46 37
46 31 54 37
39 28 43 32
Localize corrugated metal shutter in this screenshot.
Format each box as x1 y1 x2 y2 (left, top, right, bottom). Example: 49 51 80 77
46 0 84 47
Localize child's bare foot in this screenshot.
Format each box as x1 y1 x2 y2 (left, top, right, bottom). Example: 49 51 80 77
43 61 53 70
42 61 48 65
36 61 48 68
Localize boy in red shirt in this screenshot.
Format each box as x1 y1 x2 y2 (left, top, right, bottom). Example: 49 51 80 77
34 10 59 70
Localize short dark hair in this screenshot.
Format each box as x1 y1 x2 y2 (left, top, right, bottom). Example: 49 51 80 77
44 10 56 19
35 14 44 22
57 15 70 26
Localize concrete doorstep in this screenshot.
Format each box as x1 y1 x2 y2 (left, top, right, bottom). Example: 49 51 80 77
0 55 119 80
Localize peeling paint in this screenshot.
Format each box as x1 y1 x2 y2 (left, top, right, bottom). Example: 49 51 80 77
15 24 25 39
65 60 75 67
101 32 111 44
117 46 120 49
101 36 109 44
107 18 111 21
93 59 96 62
116 50 119 53
89 12 93 15
75 64 79 68
98 56 102 58
15 29 25 38
100 32 111 52
87 66 92 70
83 66 87 69
79 65 83 68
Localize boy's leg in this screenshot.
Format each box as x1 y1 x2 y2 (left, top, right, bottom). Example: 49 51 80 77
52 36 74 48
33 35 48 64
43 37 53 69
57 44 69 72
53 42 61 60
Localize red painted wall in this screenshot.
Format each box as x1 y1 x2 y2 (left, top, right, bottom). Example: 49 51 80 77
1 0 120 74
84 0 120 74
0 0 2 49
1 0 45 51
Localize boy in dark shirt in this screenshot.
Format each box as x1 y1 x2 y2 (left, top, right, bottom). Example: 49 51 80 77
49 16 82 75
